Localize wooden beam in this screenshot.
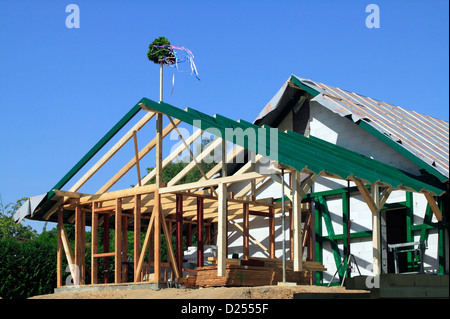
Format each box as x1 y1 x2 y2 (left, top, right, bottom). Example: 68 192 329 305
160 172 264 194
156 113 163 188
79 184 157 205
134 194 141 282
133 131 142 187
229 219 269 253
115 198 122 284
74 204 83 285
269 205 275 258
97 118 181 194
372 184 381 276
293 172 318 271
57 206 63 288
270 173 293 201
353 178 378 213
91 202 98 285
154 190 161 283
140 128 203 185
379 186 394 209
243 202 249 259
176 194 183 276
60 224 77 285
102 213 110 284
167 137 223 187
217 183 227 277
69 111 155 192
160 205 180 279
424 193 443 221
197 197 204 267
134 203 156 282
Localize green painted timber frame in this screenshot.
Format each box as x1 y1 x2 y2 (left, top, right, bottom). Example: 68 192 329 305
311 186 448 285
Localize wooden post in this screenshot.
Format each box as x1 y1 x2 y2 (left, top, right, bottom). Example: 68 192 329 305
74 204 83 286
103 213 110 284
372 184 381 276
289 207 293 260
115 198 122 284
217 183 228 277
160 62 163 102
154 190 161 283
293 172 302 271
91 202 98 285
243 202 249 260
134 194 141 282
57 206 63 288
156 113 163 188
176 194 183 276
122 215 128 282
269 205 275 259
197 197 204 267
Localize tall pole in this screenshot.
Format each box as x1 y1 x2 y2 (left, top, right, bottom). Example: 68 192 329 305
281 167 286 283
160 62 163 102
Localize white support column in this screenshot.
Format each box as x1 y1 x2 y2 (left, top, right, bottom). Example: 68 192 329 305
293 172 318 272
372 184 381 276
217 182 227 277
293 171 303 272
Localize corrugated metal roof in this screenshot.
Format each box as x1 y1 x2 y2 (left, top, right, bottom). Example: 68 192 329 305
140 98 445 196
256 75 449 182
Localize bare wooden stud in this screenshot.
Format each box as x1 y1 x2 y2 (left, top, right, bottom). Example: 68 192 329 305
91 202 99 284
154 190 161 282
269 205 275 259
243 202 249 259
57 206 63 287
115 198 122 284
197 197 204 267
103 213 110 284
134 194 141 282
176 194 183 276
425 193 443 221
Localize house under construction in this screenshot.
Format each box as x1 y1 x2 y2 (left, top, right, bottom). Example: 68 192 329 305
15 75 448 294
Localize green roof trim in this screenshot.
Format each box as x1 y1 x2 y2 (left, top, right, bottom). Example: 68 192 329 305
289 75 321 96
48 102 142 199
140 98 446 196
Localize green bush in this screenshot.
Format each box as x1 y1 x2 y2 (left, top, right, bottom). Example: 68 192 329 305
0 238 56 299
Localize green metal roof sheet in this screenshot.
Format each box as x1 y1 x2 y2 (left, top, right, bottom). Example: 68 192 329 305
140 98 446 196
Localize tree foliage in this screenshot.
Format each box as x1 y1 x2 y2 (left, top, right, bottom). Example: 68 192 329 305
0 197 37 240
147 36 174 65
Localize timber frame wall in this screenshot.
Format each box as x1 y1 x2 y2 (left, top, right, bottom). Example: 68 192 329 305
48 102 446 288
312 186 448 285
52 106 318 287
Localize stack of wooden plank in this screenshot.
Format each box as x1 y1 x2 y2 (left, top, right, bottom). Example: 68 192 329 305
178 274 197 287
196 257 326 287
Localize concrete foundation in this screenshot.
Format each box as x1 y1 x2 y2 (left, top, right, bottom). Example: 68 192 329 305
345 274 449 299
54 282 165 294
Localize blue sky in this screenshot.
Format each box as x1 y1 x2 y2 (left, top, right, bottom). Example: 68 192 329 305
0 0 448 232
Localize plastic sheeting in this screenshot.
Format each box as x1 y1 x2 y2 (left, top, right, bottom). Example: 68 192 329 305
14 193 47 223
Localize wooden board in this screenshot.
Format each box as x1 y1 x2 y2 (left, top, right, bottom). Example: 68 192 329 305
196 265 312 287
